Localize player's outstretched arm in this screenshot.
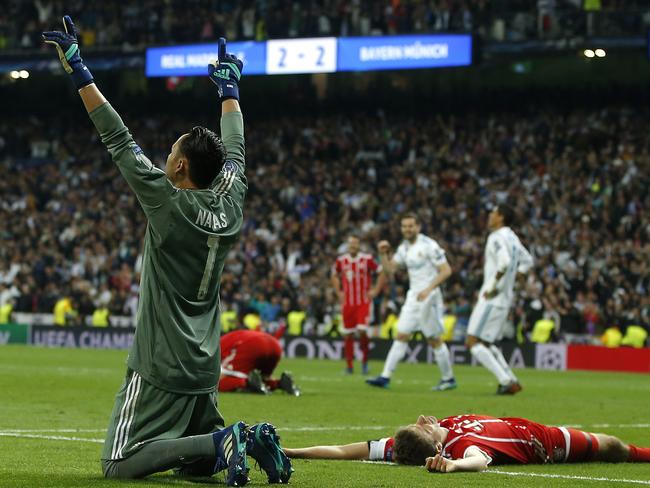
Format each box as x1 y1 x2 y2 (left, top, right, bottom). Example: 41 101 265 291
43 15 177 230
283 442 370 460
42 16 137 155
42 16 108 114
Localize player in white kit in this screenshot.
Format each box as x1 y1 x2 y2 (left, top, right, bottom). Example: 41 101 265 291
366 213 456 391
466 204 533 395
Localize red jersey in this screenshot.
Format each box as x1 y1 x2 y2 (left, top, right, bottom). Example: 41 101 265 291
333 253 379 307
439 415 561 465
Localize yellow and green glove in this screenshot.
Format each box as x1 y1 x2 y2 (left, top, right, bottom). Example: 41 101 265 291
42 15 94 89
208 37 243 101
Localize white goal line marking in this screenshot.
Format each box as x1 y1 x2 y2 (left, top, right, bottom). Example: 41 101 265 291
489 470 650 485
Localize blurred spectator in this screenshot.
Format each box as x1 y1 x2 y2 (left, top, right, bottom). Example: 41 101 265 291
0 297 14 324
91 306 110 327
53 294 79 326
2 0 649 53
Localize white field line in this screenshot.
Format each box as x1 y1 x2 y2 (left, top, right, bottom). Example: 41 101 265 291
0 432 104 443
295 375 650 390
1 364 115 375
561 424 650 430
297 375 430 385
0 428 105 433
489 470 650 485
585 424 650 429
279 425 390 432
354 462 650 485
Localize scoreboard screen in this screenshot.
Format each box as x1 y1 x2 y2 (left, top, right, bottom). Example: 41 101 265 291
145 34 472 77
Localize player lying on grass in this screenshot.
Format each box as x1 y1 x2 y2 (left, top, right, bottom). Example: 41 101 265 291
284 414 650 473
220 329 300 395
43 17 291 486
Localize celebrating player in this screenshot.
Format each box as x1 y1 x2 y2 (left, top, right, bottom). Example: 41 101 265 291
331 235 385 374
43 19 291 485
366 213 456 391
466 203 534 395
220 329 300 395
283 414 650 471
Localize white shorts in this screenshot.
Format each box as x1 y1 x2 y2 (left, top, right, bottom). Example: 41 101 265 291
467 301 508 343
396 295 445 339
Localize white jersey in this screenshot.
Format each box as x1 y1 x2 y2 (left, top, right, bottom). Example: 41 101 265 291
394 233 448 299
478 226 533 308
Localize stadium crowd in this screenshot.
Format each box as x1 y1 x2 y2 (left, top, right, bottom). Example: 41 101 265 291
1 0 647 52
0 102 648 344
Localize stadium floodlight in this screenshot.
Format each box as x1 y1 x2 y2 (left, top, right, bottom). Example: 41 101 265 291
583 49 595 58
19 70 29 78
595 49 606 58
10 70 20 79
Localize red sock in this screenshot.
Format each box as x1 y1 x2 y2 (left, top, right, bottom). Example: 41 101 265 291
629 445 650 462
265 379 279 391
360 334 369 364
273 324 286 339
344 335 354 369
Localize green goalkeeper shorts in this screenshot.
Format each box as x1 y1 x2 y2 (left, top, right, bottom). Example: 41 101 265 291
101 368 224 461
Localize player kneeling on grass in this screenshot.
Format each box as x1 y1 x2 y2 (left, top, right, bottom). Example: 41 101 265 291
220 329 300 395
43 17 292 486
284 414 650 472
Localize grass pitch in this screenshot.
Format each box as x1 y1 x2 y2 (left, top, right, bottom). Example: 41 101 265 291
1 344 649 487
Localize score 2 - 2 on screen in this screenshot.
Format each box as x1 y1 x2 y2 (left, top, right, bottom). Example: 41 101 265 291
266 38 337 74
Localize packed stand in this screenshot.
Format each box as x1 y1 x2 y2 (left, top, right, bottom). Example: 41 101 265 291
2 1 649 52
0 105 648 344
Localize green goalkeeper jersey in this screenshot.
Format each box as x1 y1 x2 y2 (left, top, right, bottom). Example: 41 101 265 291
90 103 247 394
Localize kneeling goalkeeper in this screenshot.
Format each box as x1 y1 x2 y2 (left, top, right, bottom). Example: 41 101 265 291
43 17 292 486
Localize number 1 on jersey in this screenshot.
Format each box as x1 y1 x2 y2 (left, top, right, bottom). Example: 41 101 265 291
198 235 220 299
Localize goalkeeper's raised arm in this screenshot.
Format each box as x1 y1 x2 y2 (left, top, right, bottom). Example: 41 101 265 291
209 38 246 200
43 18 245 218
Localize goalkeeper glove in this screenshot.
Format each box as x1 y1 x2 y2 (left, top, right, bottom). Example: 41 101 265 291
208 37 243 101
42 15 93 89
